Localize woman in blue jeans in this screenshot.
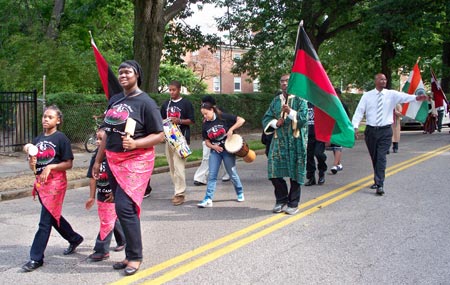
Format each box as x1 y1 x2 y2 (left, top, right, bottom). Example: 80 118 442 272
197 102 246 208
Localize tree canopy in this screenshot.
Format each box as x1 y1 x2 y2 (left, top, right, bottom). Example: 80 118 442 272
0 0 449 96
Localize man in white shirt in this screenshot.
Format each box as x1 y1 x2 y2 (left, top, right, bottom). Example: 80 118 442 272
351 73 427 195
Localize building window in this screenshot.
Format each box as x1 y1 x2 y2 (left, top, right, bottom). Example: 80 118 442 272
213 77 220 92
234 77 241 92
253 78 260 92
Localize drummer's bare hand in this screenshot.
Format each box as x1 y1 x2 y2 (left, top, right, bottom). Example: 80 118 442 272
213 145 224 153
276 118 285 127
169 117 179 124
226 130 234 138
122 136 136 150
282 104 291 114
28 156 37 170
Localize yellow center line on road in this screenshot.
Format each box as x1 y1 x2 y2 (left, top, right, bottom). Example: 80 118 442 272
111 145 450 285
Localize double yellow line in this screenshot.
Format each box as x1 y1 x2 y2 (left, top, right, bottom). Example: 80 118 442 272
111 145 450 285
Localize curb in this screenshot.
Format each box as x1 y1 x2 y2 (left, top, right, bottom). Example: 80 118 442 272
0 150 265 202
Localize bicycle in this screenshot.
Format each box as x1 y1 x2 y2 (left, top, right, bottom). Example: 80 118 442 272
84 116 103 153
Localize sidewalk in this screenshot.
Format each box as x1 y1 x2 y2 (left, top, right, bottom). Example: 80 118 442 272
0 133 263 201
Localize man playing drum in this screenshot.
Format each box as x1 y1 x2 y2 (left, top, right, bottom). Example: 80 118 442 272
160 81 195 206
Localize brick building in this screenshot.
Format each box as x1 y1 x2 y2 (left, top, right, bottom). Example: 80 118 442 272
184 46 259 94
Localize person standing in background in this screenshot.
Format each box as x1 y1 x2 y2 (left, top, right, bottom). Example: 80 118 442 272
391 104 402 153
329 87 350 174
160 81 195 206
304 102 327 186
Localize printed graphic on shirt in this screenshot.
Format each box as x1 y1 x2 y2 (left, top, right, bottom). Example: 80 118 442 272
36 140 56 166
167 105 181 119
104 103 132 125
206 125 226 143
307 106 315 125
97 162 109 188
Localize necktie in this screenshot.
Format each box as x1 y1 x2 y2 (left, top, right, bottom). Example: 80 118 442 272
376 92 383 126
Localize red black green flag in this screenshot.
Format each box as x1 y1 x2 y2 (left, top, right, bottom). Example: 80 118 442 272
287 22 355 148
90 33 121 99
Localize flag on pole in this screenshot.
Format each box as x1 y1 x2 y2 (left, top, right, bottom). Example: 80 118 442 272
430 67 448 110
401 61 428 123
287 21 354 148
90 32 122 99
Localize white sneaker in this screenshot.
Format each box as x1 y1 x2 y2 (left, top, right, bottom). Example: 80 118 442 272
330 166 338 174
197 199 213 208
237 193 245 202
337 164 343 171
222 174 230 181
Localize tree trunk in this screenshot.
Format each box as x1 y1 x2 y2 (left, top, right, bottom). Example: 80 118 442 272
380 30 396 89
134 0 165 93
46 0 65 40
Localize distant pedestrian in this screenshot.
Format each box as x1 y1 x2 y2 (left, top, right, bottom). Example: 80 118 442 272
22 105 84 272
329 88 350 174
305 102 327 185
391 104 402 153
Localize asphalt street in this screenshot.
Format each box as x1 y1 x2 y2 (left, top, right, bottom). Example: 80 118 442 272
1 130 449 284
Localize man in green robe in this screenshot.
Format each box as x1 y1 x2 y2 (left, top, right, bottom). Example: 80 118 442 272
262 74 308 215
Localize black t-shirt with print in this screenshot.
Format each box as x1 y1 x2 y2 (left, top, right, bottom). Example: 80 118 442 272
87 151 112 202
307 102 316 138
160 98 195 144
103 92 164 152
202 112 237 148
32 131 74 175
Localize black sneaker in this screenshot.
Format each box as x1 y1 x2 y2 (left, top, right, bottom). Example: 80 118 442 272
305 178 316 186
318 176 325 185
22 260 43 272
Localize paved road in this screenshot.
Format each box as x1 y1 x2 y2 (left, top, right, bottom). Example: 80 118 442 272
1 130 449 284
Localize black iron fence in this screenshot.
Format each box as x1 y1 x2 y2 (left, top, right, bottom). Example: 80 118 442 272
0 90 38 153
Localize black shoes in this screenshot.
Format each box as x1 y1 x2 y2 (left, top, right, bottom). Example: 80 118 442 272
318 176 325 185
376 187 385 196
370 184 378 189
88 252 110 262
114 244 126 252
64 237 83 255
113 261 128 270
305 178 316 186
194 181 206 186
143 184 152 198
124 265 140 276
22 260 43 272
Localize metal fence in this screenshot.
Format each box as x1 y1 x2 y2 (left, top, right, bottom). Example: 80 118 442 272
0 90 38 153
